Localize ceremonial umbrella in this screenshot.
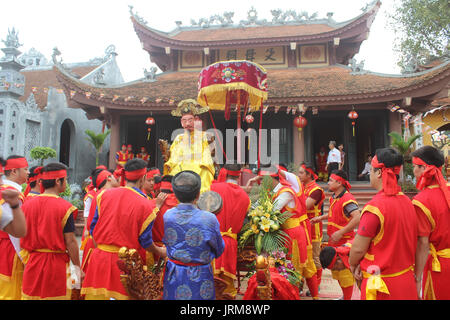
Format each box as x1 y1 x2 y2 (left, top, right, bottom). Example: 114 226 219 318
197 60 268 167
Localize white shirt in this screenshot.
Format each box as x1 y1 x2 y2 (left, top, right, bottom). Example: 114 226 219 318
84 197 92 218
361 162 371 175
2 178 23 192
1 178 22 257
0 203 13 230
327 148 341 164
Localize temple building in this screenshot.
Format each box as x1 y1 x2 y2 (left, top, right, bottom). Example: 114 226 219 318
55 0 450 179
0 27 123 183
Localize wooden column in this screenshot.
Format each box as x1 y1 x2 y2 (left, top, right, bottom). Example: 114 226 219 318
389 110 402 143
293 125 304 166
108 112 120 169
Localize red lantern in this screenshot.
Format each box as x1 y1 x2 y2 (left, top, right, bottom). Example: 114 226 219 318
293 116 307 130
293 116 307 140
347 109 359 136
145 117 155 140
245 114 254 124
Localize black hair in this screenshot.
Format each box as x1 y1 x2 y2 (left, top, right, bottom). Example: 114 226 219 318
172 170 201 203
374 147 403 169
330 169 348 181
4 155 26 176
154 175 162 184
411 145 444 168
0 157 6 167
41 162 67 190
124 158 147 183
319 246 337 269
28 166 40 188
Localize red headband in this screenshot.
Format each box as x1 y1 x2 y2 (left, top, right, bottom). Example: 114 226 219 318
216 168 242 182
24 166 43 197
371 155 401 196
330 173 352 191
146 169 161 179
95 170 112 188
328 251 338 270
301 164 318 180
160 181 173 191
125 168 147 181
41 170 67 180
5 157 28 170
413 157 450 209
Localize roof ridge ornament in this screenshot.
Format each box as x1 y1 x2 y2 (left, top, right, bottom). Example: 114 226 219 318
190 11 234 28
2 27 22 49
128 5 148 26
349 58 366 74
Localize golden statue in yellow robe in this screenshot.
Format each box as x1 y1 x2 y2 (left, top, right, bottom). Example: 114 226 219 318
163 99 215 193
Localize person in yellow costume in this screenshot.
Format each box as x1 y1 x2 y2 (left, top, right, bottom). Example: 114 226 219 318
163 99 215 194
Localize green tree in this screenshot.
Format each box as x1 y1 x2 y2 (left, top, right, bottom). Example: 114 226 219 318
389 0 450 71
84 129 110 166
30 146 57 165
388 131 422 188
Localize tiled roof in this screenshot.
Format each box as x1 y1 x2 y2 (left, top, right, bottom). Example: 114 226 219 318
170 24 336 42
55 63 450 109
19 66 97 109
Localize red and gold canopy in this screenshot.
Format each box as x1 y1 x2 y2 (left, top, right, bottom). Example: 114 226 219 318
197 60 268 112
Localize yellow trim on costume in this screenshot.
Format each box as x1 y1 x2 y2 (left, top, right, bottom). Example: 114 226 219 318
412 199 436 232
81 287 129 300
0 251 21 282
364 252 374 261
221 227 237 240
96 189 107 218
62 206 77 230
428 244 450 272
0 199 4 222
341 199 358 221
139 208 158 236
124 186 147 199
362 265 413 300
423 270 437 300
97 244 121 253
331 268 355 288
361 205 384 246
281 216 307 229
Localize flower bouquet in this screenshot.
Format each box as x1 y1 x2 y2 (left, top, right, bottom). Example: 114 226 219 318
238 176 292 255
270 249 303 288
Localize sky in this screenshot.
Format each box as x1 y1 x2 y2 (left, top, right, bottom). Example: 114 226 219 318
0 0 401 82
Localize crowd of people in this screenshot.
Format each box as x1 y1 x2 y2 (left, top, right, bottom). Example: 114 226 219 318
0 102 448 301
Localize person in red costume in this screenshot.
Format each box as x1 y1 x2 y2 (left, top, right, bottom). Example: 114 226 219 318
299 162 326 287
136 147 150 162
142 168 161 199
115 144 128 170
411 146 450 300
259 164 319 300
127 144 134 160
23 166 42 201
148 175 178 266
311 169 360 300
20 162 80 300
81 158 166 300
210 163 251 298
349 147 418 300
0 155 29 299
80 168 119 276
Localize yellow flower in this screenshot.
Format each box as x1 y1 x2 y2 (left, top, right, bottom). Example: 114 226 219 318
260 217 274 233
264 213 271 218
251 224 259 234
